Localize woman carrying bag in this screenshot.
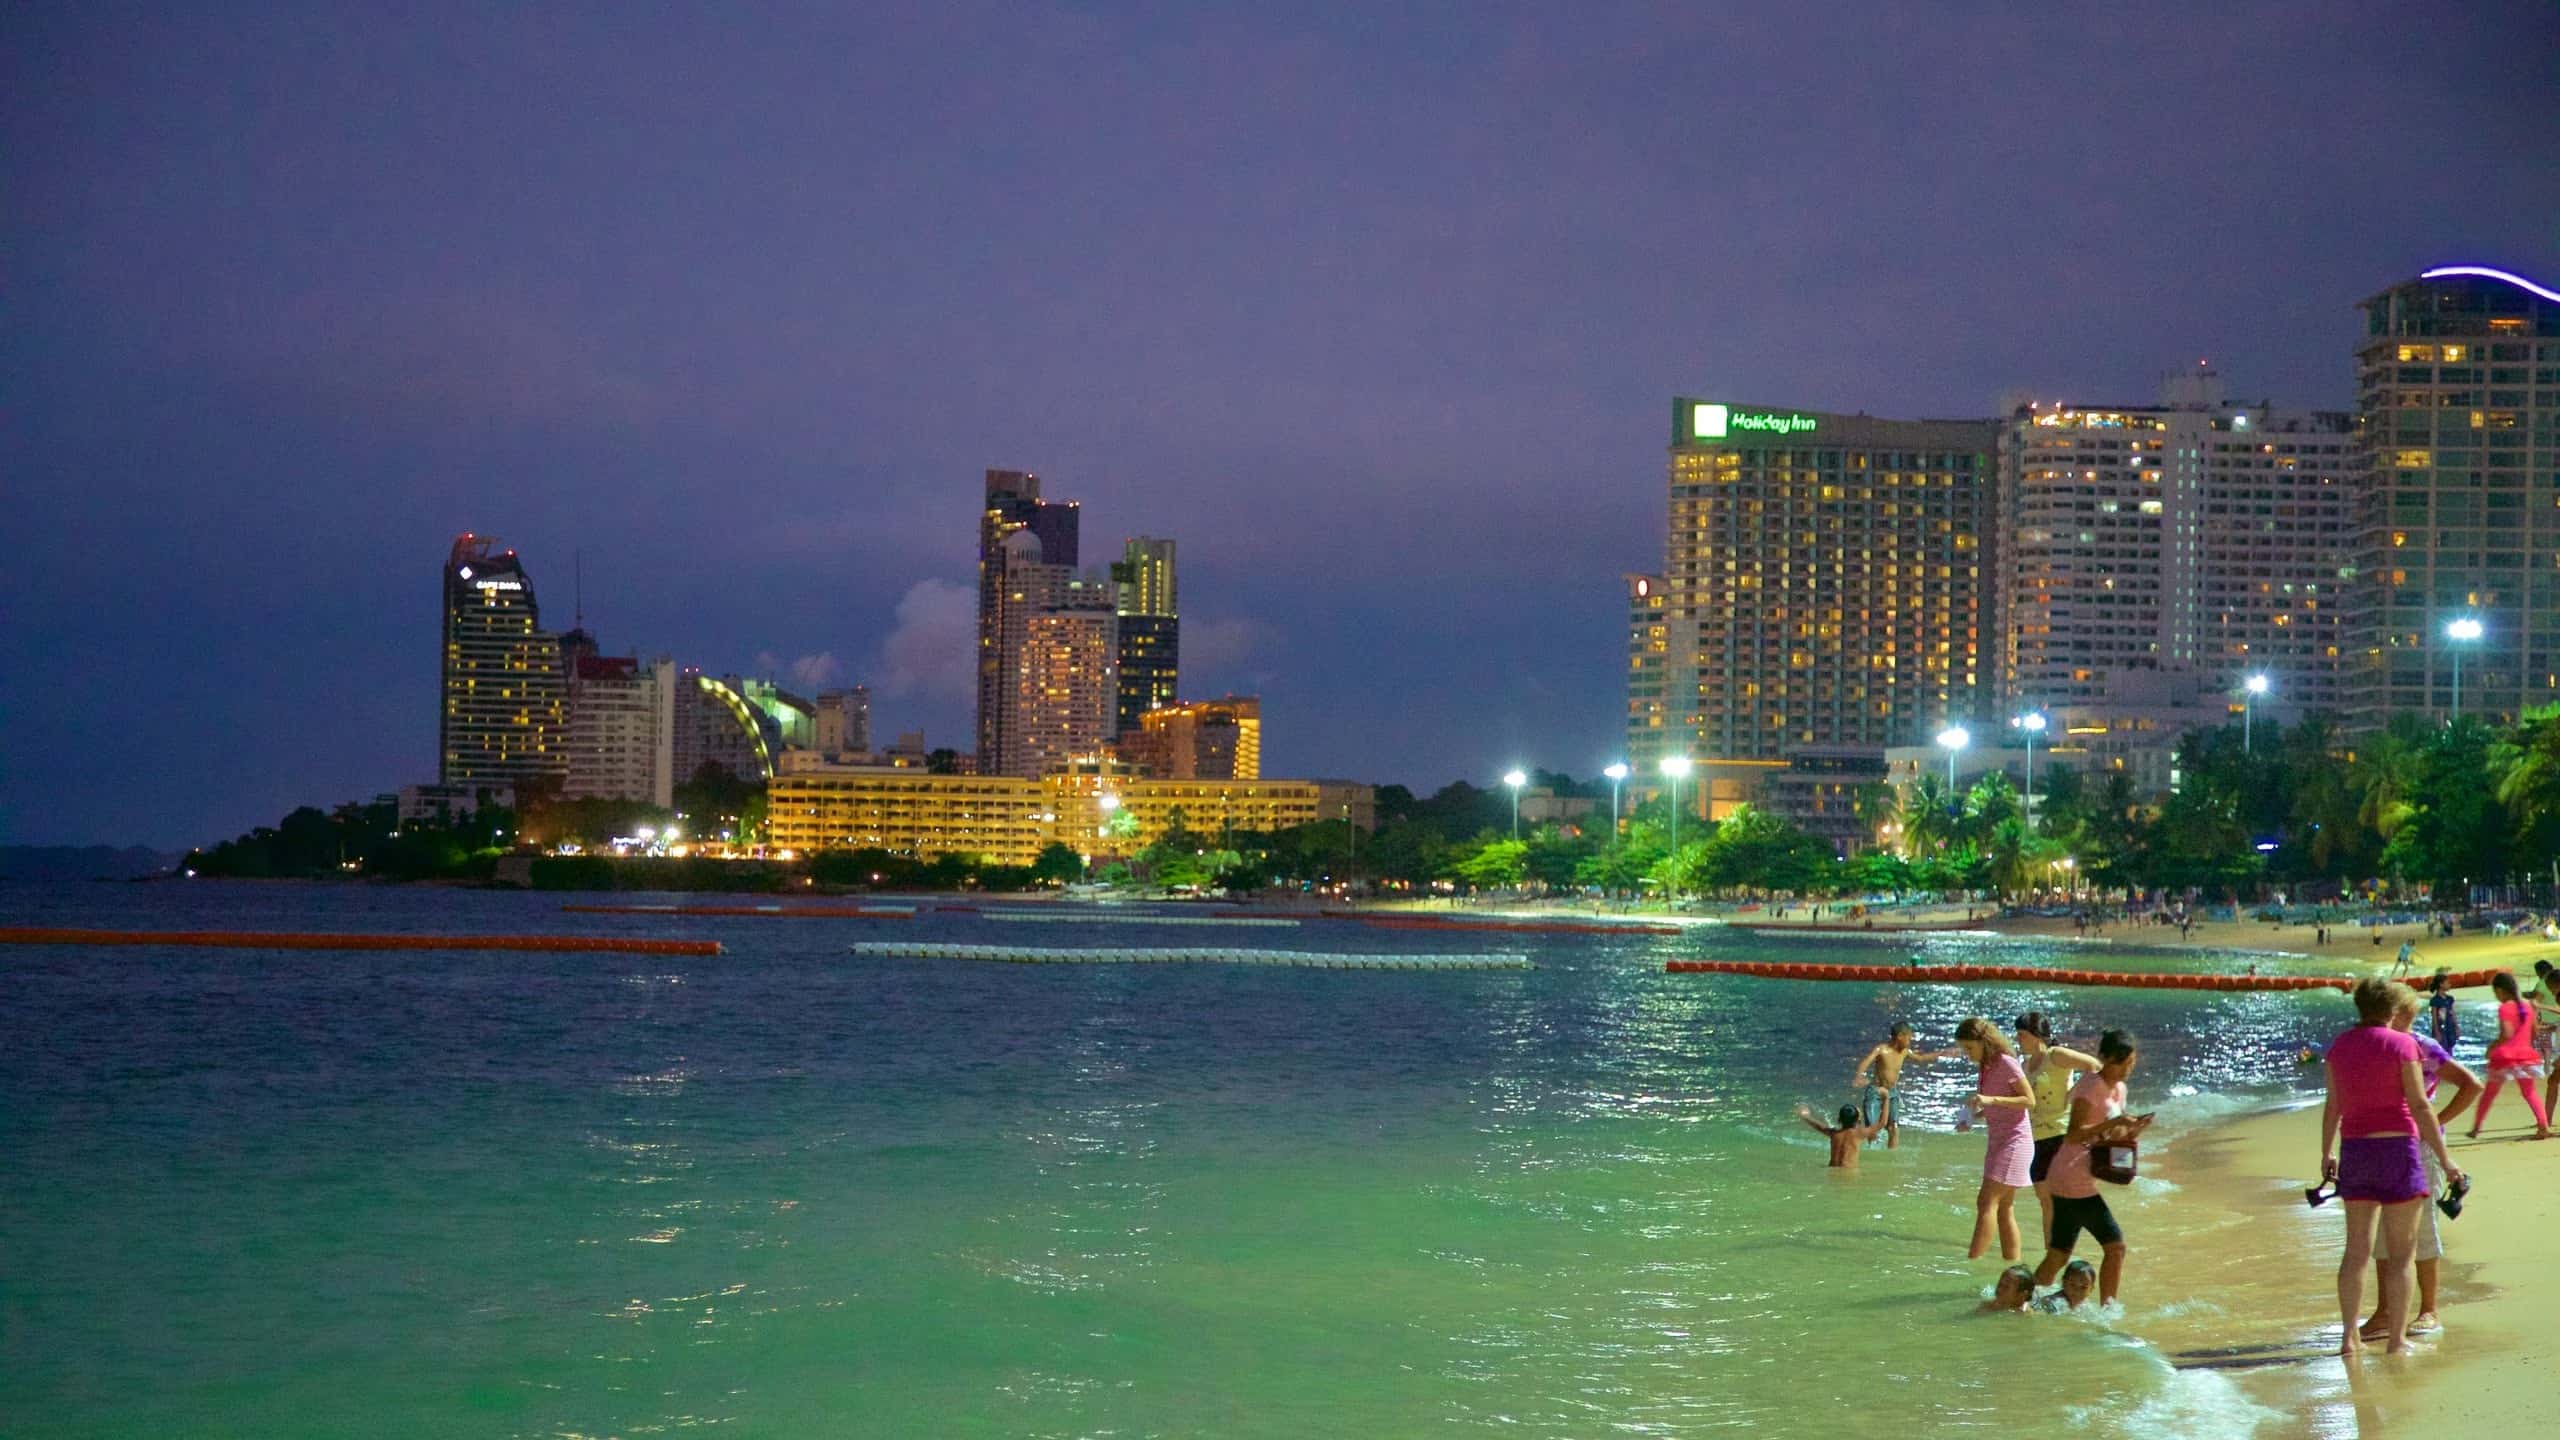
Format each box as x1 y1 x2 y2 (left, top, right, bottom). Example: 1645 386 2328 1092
2028 1030 2152 1309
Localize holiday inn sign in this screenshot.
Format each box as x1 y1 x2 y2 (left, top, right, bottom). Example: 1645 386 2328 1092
1688 401 1819 440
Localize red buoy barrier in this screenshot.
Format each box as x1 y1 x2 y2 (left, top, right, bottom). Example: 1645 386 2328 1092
1663 958 2507 994
0 927 722 956
559 904 908 919
1324 913 1682 938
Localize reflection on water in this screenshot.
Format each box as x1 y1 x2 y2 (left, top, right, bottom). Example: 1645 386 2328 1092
0 885 2375 1438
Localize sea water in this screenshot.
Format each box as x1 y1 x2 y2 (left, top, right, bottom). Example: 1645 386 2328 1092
0 885 2355 1438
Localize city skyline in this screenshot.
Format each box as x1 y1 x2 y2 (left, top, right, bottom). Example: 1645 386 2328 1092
8 3 2560 848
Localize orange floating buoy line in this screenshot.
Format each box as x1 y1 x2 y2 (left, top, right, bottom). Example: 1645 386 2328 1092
1326 913 1683 938
0 927 722 956
558 904 909 919
1662 958 2503 993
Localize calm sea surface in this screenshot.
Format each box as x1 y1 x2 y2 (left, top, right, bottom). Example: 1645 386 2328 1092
1 884 2358 1438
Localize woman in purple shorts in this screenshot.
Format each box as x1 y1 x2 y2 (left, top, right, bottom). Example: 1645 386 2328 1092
2322 977 2465 1356
1956 1016 2036 1262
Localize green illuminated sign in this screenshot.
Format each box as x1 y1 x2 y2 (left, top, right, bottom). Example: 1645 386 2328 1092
1691 402 1818 440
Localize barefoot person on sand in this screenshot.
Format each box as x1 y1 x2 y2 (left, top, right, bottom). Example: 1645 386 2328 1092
2322 978 2465 1357
2016 1013 2102 1239
1850 1024 1953 1149
1955 1016 2036 1263
2469 972 2552 1139
2363 992 2481 1340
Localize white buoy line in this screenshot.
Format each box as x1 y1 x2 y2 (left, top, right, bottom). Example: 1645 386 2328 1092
849 942 1530 969
977 911 1301 927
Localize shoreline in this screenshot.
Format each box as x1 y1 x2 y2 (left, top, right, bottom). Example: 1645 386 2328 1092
2123 1082 2560 1437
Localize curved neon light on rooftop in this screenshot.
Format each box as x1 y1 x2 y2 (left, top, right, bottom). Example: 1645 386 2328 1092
2420 265 2560 304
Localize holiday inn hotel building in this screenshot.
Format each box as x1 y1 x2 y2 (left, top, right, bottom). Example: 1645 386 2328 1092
1628 399 1997 772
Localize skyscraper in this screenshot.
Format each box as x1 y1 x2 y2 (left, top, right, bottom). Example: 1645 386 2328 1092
975 470 1080 770
562 651 677 807
1639 400 1997 763
1111 536 1179 734
440 534 567 786
1996 371 2357 723
992 530 1118 778
2350 265 2560 725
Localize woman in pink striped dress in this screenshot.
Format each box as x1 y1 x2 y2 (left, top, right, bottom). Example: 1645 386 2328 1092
1957 1016 2037 1262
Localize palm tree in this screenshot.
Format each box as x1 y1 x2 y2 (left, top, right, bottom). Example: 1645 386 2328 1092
1851 781 1899 853
2493 704 2560 837
1900 774 1953 856
2352 714 2430 843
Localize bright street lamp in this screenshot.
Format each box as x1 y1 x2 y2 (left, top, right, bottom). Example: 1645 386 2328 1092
2243 673 2270 753
2446 615 2484 719
1503 769 1529 839
1603 762 1630 836
1935 725 1970 791
2011 712 2046 829
1660 755 1694 853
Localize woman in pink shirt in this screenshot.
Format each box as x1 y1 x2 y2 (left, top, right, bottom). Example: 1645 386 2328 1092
1956 1016 2036 1262
2468 971 2552 1139
2322 978 2464 1356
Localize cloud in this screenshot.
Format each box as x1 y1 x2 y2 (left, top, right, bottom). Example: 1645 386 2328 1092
875 578 977 703
1182 617 1282 688
788 652 846 690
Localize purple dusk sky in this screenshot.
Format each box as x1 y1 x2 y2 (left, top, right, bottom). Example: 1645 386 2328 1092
6 2 2558 848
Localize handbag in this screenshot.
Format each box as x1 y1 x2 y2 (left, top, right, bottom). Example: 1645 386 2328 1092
2092 1139 2137 1186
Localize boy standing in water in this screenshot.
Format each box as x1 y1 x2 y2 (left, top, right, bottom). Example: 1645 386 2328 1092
1852 1024 1955 1148
1795 1104 1882 1167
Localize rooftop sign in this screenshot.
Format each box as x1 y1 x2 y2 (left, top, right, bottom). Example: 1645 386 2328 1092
1690 402 1818 440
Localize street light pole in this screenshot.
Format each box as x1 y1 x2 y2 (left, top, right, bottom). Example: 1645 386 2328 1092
2243 673 2270 753
1660 755 1693 854
1935 725 1970 794
1503 769 1528 840
2447 616 2483 720
2012 712 2045 830
1604 762 1629 837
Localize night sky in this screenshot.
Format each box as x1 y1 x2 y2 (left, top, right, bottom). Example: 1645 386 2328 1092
7 3 2559 849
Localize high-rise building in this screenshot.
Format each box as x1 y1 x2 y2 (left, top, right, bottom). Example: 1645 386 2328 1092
975 469 1080 770
562 652 678 807
814 686 871 756
673 671 775 783
1111 536 1179 735
1622 574 1670 772
2350 265 2560 725
1997 371 2357 724
440 534 567 786
991 531 1119 778
1640 401 1997 764
1121 696 1260 779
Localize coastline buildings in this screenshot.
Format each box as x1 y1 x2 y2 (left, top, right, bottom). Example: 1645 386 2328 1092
1112 537 1180 735
766 762 1363 864
560 648 678 807
992 531 1120 778
975 470 1081 771
1994 370 2357 777
440 534 567 786
1119 696 1262 779
1627 401 1997 775
2350 265 2560 726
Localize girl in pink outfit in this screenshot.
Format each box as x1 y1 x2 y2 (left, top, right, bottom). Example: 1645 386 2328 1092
1956 1016 2036 1262
2323 978 2464 1356
2470 971 2553 1139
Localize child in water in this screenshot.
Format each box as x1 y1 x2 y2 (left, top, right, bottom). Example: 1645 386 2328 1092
1796 1104 1882 1168
2034 1260 2098 1312
1978 1266 2035 1313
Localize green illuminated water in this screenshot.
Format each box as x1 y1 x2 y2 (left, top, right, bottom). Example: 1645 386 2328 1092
1 887 2343 1438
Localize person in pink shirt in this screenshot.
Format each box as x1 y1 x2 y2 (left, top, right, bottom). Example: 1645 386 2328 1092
2321 978 2464 1356
2028 1030 2153 1307
1955 1016 2036 1262
2468 971 2552 1139
2361 990 2481 1340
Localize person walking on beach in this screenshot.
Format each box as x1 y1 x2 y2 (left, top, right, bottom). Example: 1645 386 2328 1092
2015 1013 2102 1240
2469 971 2552 1140
2426 970 2458 1052
2321 978 2465 1356
1795 1104 1880 1168
2029 1030 2151 1309
1851 1024 1952 1149
1955 1016 2036 1262
2363 992 2480 1340
2529 960 2560 1120
2392 938 2418 979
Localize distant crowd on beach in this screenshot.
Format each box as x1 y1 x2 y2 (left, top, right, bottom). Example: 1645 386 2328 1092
1796 962 2560 1348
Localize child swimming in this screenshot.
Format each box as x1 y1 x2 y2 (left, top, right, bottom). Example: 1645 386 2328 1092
1795 1104 1882 1168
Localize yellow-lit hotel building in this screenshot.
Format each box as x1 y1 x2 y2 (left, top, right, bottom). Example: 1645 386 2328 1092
767 758 1367 865
1629 400 1998 779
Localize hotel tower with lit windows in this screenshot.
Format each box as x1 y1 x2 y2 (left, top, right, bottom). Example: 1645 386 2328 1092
440 534 567 785
1628 401 1997 772
2350 265 2560 726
